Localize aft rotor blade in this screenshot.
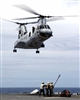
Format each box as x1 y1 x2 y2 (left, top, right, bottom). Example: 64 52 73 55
26 21 38 24
14 5 40 15
3 19 25 25
2 18 19 24
3 18 37 25
18 21 38 25
13 16 39 20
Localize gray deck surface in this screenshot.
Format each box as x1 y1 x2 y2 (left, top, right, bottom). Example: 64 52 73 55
0 94 80 100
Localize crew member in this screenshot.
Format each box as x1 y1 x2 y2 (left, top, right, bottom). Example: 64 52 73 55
50 82 54 96
45 82 50 96
45 83 48 96
39 82 45 96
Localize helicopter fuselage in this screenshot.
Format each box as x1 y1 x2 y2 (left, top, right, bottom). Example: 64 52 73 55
13 24 52 53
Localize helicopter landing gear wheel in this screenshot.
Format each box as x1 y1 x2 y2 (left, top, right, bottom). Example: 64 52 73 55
13 49 17 53
36 50 40 54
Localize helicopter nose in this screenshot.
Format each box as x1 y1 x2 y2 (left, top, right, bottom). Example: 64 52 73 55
40 29 52 38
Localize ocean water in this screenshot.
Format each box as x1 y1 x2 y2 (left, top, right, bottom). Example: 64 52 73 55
0 87 80 94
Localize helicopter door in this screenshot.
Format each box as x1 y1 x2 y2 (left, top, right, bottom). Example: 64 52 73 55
21 25 27 35
24 25 27 34
18 30 21 39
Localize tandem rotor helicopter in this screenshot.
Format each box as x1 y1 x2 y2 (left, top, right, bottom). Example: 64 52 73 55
5 5 77 54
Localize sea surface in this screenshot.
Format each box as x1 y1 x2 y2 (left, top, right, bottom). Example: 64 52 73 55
0 87 80 94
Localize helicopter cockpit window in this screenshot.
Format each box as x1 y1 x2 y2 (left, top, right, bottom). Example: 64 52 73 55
44 25 47 29
39 25 51 29
40 25 44 29
40 25 42 29
47 25 50 29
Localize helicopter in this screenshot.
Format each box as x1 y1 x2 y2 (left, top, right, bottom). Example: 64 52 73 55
6 5 71 53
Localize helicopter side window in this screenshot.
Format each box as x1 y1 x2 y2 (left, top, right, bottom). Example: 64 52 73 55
21 34 23 36
24 32 26 35
18 34 20 39
29 32 31 37
19 30 21 34
32 27 35 33
37 26 40 29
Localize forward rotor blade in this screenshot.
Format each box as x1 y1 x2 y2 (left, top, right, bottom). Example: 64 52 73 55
46 15 79 22
47 16 64 22
60 15 79 17
14 5 40 15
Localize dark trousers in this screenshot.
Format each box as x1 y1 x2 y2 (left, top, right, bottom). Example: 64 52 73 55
50 89 53 96
46 89 48 96
39 89 44 96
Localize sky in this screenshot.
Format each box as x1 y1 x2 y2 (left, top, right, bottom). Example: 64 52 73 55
0 0 80 88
